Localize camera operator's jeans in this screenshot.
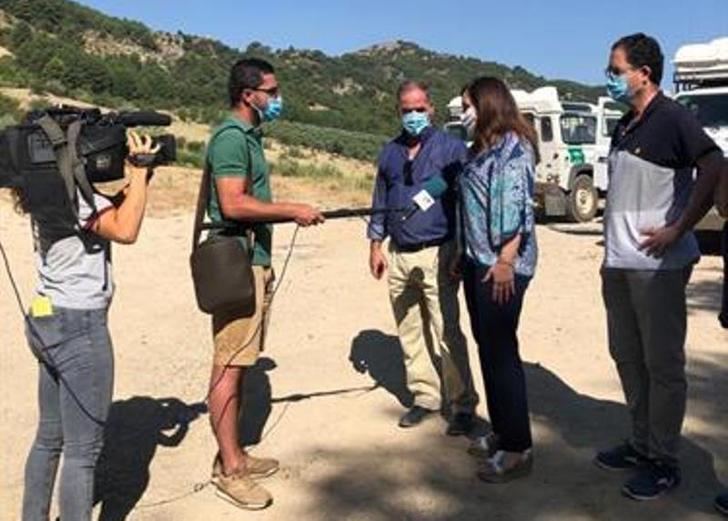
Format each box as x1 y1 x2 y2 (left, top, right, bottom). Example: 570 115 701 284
22 307 113 521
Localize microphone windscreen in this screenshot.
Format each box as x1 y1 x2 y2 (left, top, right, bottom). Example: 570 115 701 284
423 175 448 197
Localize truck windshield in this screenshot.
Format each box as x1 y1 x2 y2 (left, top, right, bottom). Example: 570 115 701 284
560 114 597 144
677 94 728 128
605 117 620 137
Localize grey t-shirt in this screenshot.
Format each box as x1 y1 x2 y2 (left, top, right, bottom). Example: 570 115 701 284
35 192 114 309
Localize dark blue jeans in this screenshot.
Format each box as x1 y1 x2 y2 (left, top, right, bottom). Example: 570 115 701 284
463 262 532 452
22 307 113 521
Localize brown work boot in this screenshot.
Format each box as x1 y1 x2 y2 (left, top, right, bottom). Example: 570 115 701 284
212 452 280 480
212 467 273 510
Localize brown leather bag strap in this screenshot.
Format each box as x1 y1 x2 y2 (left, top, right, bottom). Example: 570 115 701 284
191 162 210 251
191 126 254 252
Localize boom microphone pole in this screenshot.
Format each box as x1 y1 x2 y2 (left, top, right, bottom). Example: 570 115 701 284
200 207 405 230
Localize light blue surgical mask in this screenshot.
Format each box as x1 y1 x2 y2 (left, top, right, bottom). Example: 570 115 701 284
606 74 631 103
255 96 283 122
402 111 430 137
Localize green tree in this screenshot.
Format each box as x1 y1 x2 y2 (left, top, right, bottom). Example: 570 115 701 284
42 56 67 82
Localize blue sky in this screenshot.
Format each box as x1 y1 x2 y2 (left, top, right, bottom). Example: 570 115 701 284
76 0 727 87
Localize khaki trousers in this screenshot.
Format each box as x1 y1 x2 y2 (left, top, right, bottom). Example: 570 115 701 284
387 241 478 412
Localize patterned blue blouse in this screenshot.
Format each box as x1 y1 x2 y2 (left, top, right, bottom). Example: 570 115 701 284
458 132 538 278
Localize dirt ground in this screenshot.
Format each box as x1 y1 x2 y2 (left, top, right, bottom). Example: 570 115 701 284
1 177 726 520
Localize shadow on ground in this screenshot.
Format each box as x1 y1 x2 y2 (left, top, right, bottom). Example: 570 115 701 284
304 356 728 521
349 329 413 408
93 397 206 521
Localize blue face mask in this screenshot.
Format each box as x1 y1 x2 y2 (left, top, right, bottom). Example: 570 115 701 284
606 74 631 103
256 96 283 122
402 111 430 137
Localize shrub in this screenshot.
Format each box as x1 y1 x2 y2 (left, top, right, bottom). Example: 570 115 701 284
273 158 343 179
265 120 386 163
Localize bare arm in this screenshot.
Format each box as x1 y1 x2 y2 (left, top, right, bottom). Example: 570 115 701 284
92 133 157 244
367 161 389 279
640 150 724 256
215 177 323 226
497 234 522 266
674 151 724 233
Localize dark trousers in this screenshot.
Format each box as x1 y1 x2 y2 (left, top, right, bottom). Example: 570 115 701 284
601 267 691 466
463 262 532 452
721 221 728 329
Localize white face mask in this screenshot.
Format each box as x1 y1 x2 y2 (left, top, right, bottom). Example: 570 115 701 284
460 107 477 140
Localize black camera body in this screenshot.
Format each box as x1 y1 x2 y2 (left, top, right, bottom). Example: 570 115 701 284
0 105 177 189
0 105 177 248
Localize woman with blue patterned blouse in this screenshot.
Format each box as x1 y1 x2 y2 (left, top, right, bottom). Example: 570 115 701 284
455 76 539 483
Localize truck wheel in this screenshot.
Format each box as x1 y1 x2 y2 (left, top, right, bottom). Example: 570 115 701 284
566 174 598 223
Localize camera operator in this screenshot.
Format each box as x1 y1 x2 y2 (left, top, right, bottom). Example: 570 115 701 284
17 131 159 521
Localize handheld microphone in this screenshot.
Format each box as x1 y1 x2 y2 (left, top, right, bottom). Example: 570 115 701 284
401 175 448 221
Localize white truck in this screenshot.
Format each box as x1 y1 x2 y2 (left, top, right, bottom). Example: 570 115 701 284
445 87 623 222
673 37 728 233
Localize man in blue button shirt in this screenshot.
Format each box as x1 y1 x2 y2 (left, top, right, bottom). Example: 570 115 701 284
368 80 478 433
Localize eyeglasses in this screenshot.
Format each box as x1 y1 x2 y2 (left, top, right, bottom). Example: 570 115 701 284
252 86 280 97
604 65 636 80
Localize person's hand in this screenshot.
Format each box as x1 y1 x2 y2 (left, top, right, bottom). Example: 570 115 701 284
639 224 682 258
125 131 160 181
369 245 388 280
484 261 515 305
293 204 325 227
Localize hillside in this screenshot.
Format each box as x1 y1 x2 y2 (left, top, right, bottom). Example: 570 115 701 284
0 82 379 203
0 0 604 144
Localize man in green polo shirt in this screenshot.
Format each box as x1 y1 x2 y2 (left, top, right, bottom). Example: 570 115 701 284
205 57 323 510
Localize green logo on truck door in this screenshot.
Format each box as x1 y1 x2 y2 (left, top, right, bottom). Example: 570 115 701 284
568 147 585 165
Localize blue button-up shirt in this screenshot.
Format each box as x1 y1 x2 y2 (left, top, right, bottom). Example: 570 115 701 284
367 127 468 248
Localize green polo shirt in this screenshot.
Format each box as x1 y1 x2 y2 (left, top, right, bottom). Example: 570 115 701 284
206 115 273 267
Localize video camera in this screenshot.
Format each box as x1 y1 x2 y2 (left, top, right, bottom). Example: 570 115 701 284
0 105 176 189
0 105 178 246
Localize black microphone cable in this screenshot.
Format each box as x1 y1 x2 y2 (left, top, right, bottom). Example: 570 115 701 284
0 221 304 514
0 235 107 426
0 222 303 428
0 215 372 512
